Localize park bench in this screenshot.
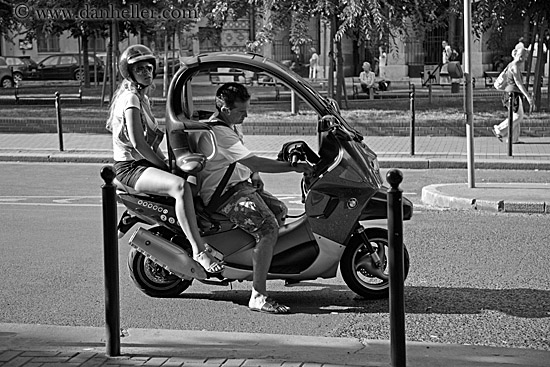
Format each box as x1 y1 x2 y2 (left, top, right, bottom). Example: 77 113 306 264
256 72 283 100
351 77 412 99
14 82 82 104
209 70 251 85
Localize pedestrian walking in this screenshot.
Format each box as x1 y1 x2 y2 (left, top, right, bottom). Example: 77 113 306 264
493 44 534 144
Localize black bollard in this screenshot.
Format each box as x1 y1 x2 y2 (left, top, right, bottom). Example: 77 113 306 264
101 165 120 357
387 169 406 367
409 84 415 156
507 92 514 156
55 92 64 152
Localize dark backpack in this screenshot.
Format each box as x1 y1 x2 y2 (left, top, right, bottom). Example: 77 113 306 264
449 49 459 62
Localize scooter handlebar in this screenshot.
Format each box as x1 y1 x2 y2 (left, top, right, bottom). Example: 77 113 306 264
289 152 300 167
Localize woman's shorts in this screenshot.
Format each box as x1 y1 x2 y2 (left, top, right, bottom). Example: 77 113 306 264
114 159 157 188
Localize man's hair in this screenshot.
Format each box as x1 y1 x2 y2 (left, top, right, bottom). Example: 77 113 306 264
215 82 251 110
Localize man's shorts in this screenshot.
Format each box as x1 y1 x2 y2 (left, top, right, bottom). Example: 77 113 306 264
218 182 288 242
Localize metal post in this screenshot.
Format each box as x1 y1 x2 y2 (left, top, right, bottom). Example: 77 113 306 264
428 84 432 105
101 165 120 357
409 85 415 156
508 93 514 156
387 169 406 367
54 92 64 152
291 90 300 114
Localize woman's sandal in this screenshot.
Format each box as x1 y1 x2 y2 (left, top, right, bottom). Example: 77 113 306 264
249 298 291 314
194 250 224 274
205 243 224 262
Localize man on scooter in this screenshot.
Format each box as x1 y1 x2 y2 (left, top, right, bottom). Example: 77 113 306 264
196 82 313 314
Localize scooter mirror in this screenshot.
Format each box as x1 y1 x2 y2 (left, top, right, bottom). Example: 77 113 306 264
319 115 338 132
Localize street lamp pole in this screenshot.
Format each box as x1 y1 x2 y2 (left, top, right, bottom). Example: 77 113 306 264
464 0 475 188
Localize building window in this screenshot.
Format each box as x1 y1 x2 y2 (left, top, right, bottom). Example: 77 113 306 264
87 35 106 52
37 34 60 53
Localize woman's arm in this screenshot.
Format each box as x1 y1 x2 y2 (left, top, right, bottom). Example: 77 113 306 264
510 63 534 106
125 107 168 169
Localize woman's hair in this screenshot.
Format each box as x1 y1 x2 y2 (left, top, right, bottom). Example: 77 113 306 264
215 82 251 110
105 79 155 132
511 46 529 60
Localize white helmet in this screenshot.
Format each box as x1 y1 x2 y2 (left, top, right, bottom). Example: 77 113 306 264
119 44 156 83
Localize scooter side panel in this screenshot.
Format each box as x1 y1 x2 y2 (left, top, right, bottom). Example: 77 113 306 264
209 216 317 271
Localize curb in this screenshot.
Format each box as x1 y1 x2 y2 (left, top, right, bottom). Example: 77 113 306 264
2 152 550 172
422 183 550 214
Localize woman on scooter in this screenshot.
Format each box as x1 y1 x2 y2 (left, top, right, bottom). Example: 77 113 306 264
106 44 223 275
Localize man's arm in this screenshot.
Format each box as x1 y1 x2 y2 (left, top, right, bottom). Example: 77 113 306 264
239 154 312 175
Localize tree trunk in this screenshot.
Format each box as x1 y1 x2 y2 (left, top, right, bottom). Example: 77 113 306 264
335 39 344 107
82 34 90 88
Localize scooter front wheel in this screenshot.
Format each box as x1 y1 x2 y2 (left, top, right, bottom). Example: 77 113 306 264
340 227 409 299
128 248 193 298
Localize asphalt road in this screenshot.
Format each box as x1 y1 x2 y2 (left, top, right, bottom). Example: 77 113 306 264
0 162 548 351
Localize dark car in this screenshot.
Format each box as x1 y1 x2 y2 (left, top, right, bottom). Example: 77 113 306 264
36 53 104 82
0 57 15 88
4 56 38 82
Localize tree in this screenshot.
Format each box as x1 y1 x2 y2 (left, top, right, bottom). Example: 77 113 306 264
0 0 20 40
210 0 448 105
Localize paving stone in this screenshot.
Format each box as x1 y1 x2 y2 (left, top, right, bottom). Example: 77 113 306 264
202 359 226 365
142 358 168 366
219 359 246 367
241 359 284 367
158 357 187 367
0 351 22 362
24 357 71 364
79 356 110 367
67 353 97 364
1 356 33 367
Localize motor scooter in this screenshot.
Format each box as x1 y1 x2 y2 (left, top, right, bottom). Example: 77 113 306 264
115 52 413 300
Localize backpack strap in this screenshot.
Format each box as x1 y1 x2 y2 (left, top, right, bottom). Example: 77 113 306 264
204 118 241 213
205 161 237 213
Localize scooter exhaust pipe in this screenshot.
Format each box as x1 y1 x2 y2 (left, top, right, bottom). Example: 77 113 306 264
129 228 207 280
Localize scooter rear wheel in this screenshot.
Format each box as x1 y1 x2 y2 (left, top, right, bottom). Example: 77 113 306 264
340 227 409 299
128 248 193 297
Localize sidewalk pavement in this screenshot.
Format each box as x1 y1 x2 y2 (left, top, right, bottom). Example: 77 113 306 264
1 133 550 366
0 132 549 214
2 322 549 367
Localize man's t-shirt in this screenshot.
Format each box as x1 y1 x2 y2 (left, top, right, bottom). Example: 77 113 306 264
197 120 252 205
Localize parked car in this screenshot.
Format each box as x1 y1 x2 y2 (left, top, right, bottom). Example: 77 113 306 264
4 56 38 82
0 57 15 88
36 53 104 81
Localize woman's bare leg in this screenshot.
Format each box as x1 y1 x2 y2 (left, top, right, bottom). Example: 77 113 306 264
134 167 223 272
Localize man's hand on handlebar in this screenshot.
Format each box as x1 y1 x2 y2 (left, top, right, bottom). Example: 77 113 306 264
293 162 315 177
